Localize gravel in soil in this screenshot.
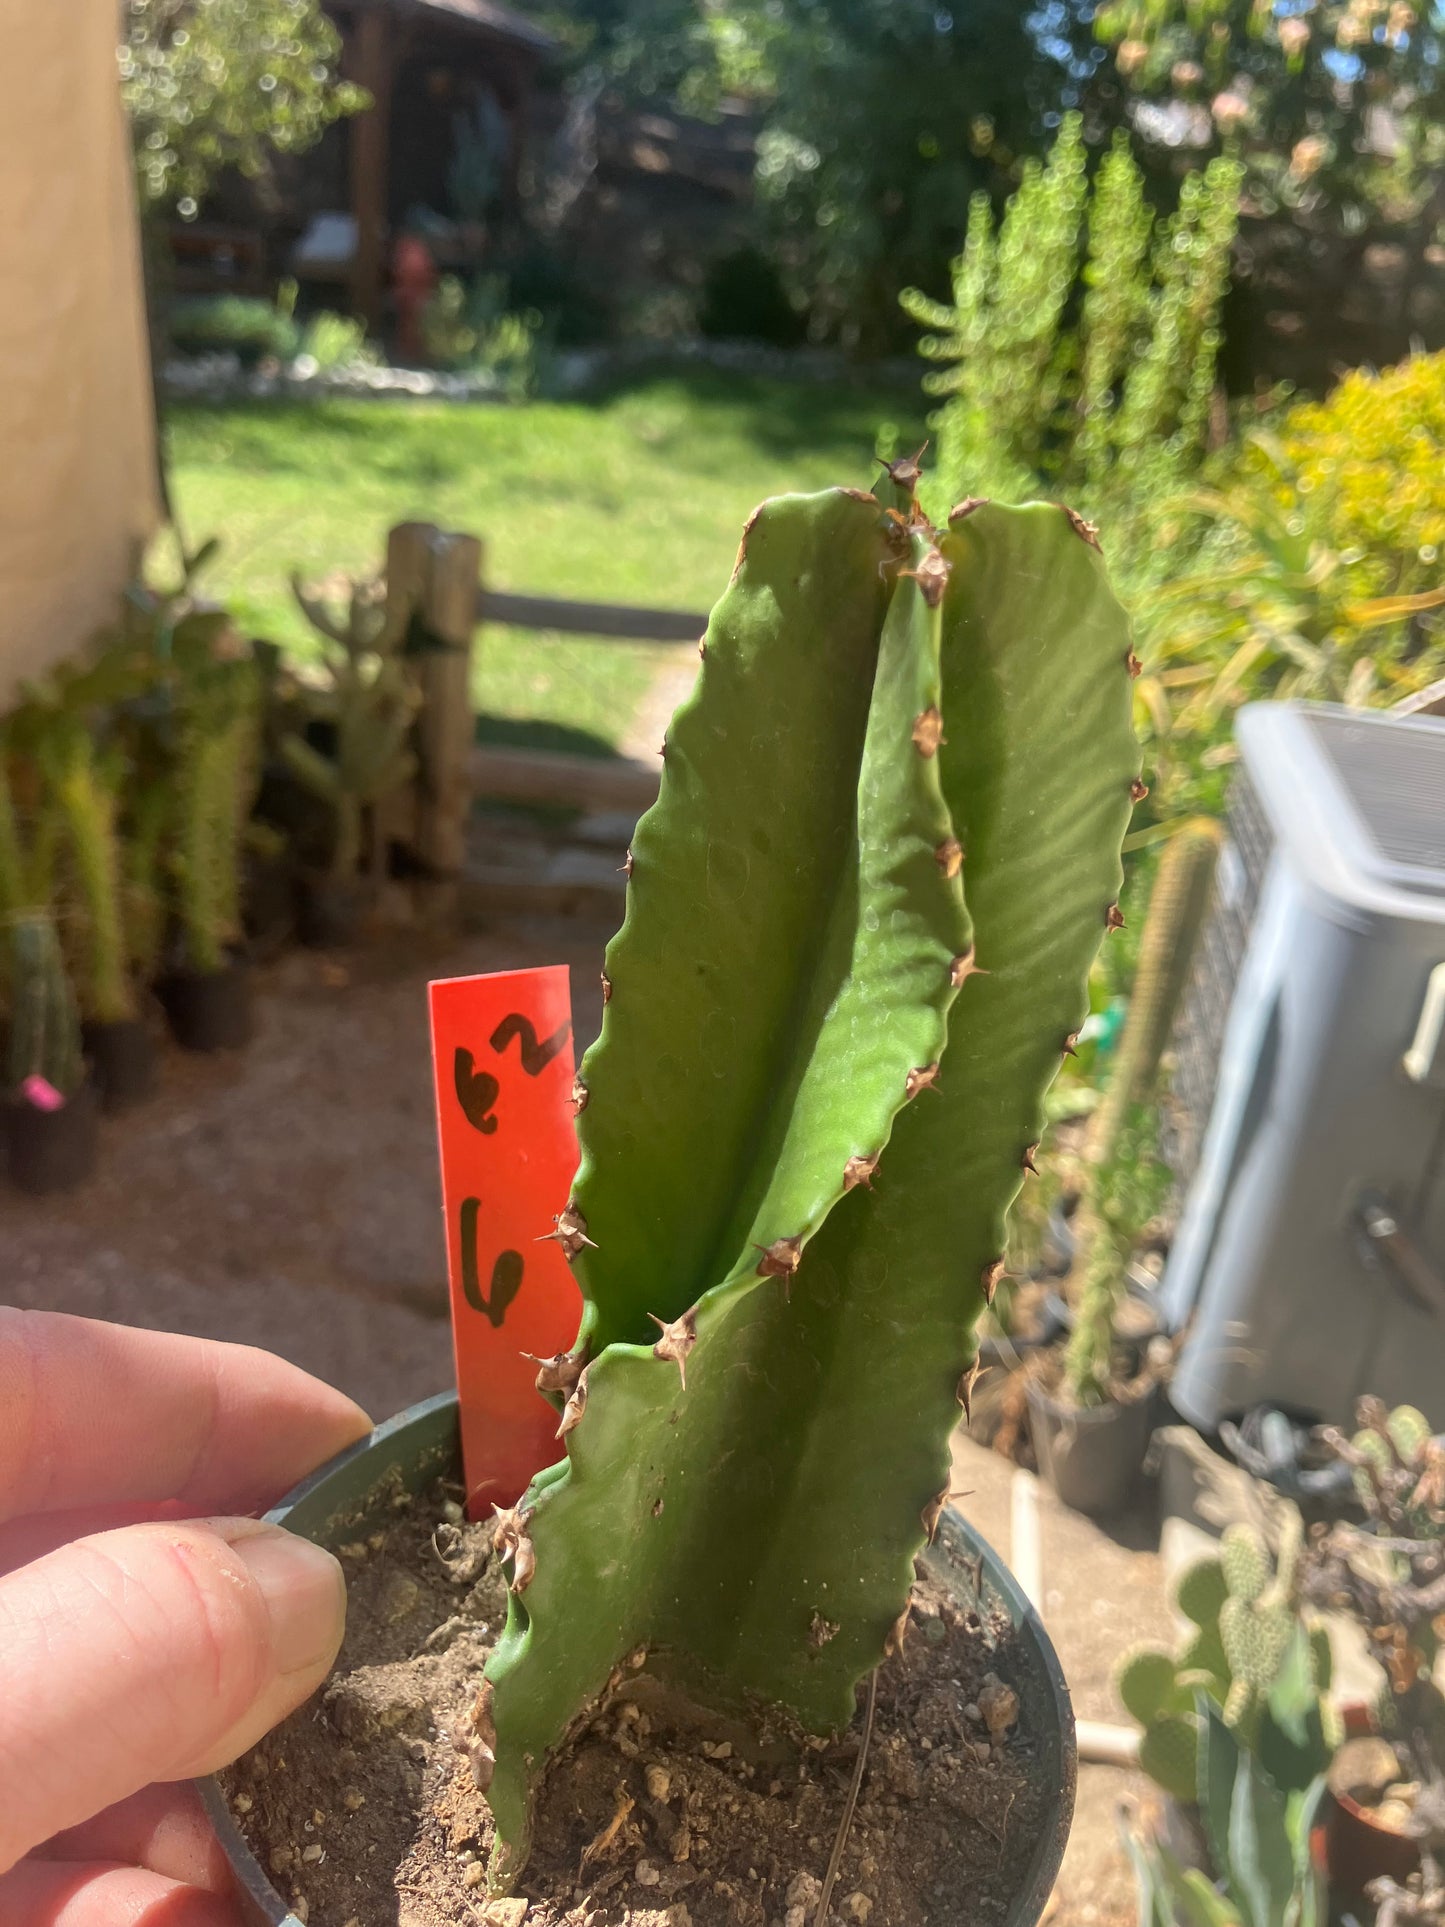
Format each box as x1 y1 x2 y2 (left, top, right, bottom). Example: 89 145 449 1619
228 1484 1052 1927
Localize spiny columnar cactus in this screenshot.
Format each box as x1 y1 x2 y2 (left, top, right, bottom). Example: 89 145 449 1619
282 575 420 879
40 722 135 1026
469 474 1140 1883
1118 1511 1336 1804
1062 817 1219 1404
171 650 262 976
6 912 84 1098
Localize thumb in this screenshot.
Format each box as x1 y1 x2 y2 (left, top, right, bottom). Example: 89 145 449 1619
0 1517 345 1873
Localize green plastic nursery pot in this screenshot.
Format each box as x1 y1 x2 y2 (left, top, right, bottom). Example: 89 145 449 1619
202 1393 1078 1927
1026 1378 1157 1520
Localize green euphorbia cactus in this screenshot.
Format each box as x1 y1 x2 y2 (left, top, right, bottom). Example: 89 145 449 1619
464 470 1141 1884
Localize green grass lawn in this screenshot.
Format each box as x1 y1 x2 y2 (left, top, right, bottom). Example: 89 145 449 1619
167 368 925 753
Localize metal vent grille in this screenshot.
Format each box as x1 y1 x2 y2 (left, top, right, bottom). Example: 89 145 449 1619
1308 710 1445 887
1164 774 1272 1187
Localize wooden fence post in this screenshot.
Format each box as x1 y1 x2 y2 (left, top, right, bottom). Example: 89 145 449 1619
416 530 482 875
382 521 481 877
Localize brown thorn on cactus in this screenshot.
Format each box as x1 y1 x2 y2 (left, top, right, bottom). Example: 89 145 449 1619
837 486 879 505
648 1306 698 1389
697 638 708 660
451 1679 497 1792
1130 777 1149 803
956 1358 984 1425
981 1258 1007 1305
754 1235 805 1297
911 707 945 758
843 1151 881 1192
808 1610 840 1650
899 546 952 609
1021 1143 1041 1176
729 504 765 585
885 1601 912 1658
1062 1030 1081 1058
490 1506 537 1595
659 737 669 759
600 971 612 1005
934 837 964 879
1062 505 1102 551
876 442 929 495
948 497 989 522
923 1485 975 1544
905 1062 941 1100
537 1202 596 1262
619 849 634 879
569 1074 589 1116
921 1489 949 1546
523 1345 587 1399
950 948 986 988
556 1365 590 1439
1126 650 1143 680
489 1501 531 1557
1105 902 1127 932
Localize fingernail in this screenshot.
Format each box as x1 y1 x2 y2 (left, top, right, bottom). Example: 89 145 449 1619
224 1523 346 1676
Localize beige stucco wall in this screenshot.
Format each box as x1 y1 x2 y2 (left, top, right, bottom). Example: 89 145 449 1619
0 0 162 704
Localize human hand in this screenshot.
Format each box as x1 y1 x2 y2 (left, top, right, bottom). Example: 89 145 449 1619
0 1310 371 1924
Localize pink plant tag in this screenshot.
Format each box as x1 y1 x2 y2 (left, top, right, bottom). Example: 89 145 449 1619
20 1075 65 1113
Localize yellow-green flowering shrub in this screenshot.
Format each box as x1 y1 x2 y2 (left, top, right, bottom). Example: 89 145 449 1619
1277 352 1445 601
1132 352 1445 812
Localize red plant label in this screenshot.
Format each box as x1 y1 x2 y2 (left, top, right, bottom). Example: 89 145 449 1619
429 965 582 1514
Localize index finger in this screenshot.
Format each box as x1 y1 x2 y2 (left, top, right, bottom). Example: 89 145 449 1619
0 1312 370 1525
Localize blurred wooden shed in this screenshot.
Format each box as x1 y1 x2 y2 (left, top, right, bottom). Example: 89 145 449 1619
170 1 557 328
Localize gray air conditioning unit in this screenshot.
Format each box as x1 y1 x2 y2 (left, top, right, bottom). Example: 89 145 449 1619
1162 701 1445 1432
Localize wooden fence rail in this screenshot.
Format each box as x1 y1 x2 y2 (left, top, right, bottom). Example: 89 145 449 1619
478 589 707 645
382 522 703 886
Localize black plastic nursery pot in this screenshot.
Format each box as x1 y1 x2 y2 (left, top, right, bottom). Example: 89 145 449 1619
1026 1378 1157 1519
4 1082 100 1195
243 849 298 962
156 960 253 1053
293 870 368 949
82 1018 157 1112
202 1393 1078 1927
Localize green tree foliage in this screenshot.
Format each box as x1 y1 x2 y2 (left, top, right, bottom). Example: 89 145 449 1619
747 0 1051 347
1090 0 1445 226
120 0 366 215
510 0 1058 347
901 116 1242 512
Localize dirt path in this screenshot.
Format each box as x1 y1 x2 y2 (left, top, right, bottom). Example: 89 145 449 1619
3 922 607 1420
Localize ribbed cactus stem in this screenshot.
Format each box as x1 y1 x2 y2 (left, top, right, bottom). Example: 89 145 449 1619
475 480 1139 1883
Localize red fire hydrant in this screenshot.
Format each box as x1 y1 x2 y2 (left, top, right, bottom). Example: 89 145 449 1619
392 232 437 364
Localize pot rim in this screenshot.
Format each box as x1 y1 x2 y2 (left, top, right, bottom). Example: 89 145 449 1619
201 1391 1077 1927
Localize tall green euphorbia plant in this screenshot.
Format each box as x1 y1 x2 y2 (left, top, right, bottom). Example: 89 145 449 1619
462 459 1142 1886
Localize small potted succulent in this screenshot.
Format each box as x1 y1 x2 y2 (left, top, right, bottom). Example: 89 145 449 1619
1027 820 1219 1516
208 469 1139 1925
0 713 99 1191
280 573 420 945
2 911 97 1195
1118 1510 1338 1924
1307 1402 1445 1918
